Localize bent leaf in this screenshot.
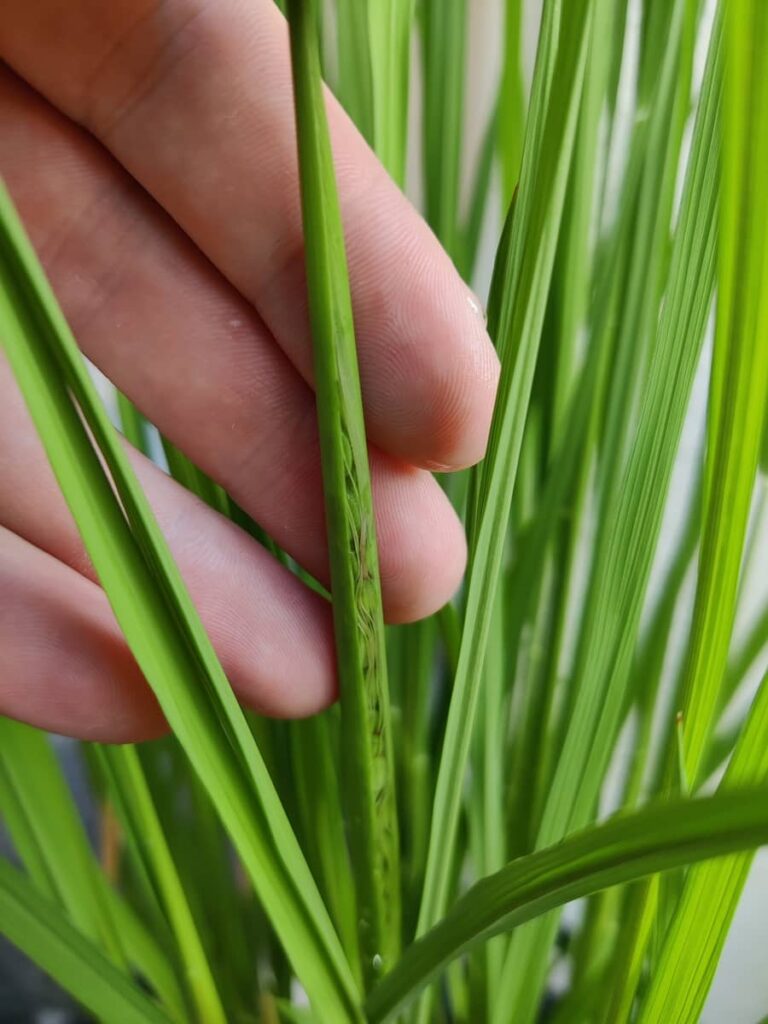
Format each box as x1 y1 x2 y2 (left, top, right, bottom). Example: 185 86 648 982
366 787 768 1022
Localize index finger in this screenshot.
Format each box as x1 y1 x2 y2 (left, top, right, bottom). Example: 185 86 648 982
0 0 499 471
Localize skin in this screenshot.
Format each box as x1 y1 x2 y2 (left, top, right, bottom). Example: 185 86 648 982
0 0 499 742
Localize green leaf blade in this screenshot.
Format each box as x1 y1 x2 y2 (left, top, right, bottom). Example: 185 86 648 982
287 0 400 984
367 787 768 1023
0 859 173 1024
0 180 361 1024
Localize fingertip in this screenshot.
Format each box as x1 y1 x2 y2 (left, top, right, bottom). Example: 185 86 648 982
418 312 500 472
347 188 500 472
124 450 339 721
372 455 467 624
225 580 338 719
159 502 338 720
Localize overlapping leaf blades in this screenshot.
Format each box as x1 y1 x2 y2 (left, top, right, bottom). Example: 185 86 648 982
366 787 768 1022
0 859 173 1024
493 9 721 1020
675 0 768 790
0 720 187 1020
416 0 593 950
2 0 768 1020
635 4 768 1019
286 0 400 986
0 179 361 1024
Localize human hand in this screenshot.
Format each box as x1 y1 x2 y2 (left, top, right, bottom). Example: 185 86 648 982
0 0 498 741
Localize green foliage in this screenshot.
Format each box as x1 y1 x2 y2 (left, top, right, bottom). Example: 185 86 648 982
368 786 768 1022
0 178 360 1024
287 0 400 985
2 1 768 1021
0 859 173 1024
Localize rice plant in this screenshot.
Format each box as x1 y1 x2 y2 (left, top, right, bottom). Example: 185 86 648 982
1 0 767 1021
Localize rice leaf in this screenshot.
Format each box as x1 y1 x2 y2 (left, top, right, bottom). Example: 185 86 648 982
632 7 768 1018
161 437 232 518
421 0 467 261
128 739 259 1012
0 857 173 1024
286 0 400 983
621 468 704 808
0 733 186 1018
0 735 187 1018
719 598 768 718
638 674 768 1024
103 889 189 1024
494 11 721 1019
334 0 374 145
416 0 592 947
596 0 695 505
471 586 507 1007
550 0 620 450
498 0 526 204
366 786 768 1022
117 392 149 452
95 745 227 1024
0 180 361 1024
0 720 124 961
290 713 361 981
407 9 593 1019
460 102 499 282
674 0 768 789
367 0 416 186
396 617 438 943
